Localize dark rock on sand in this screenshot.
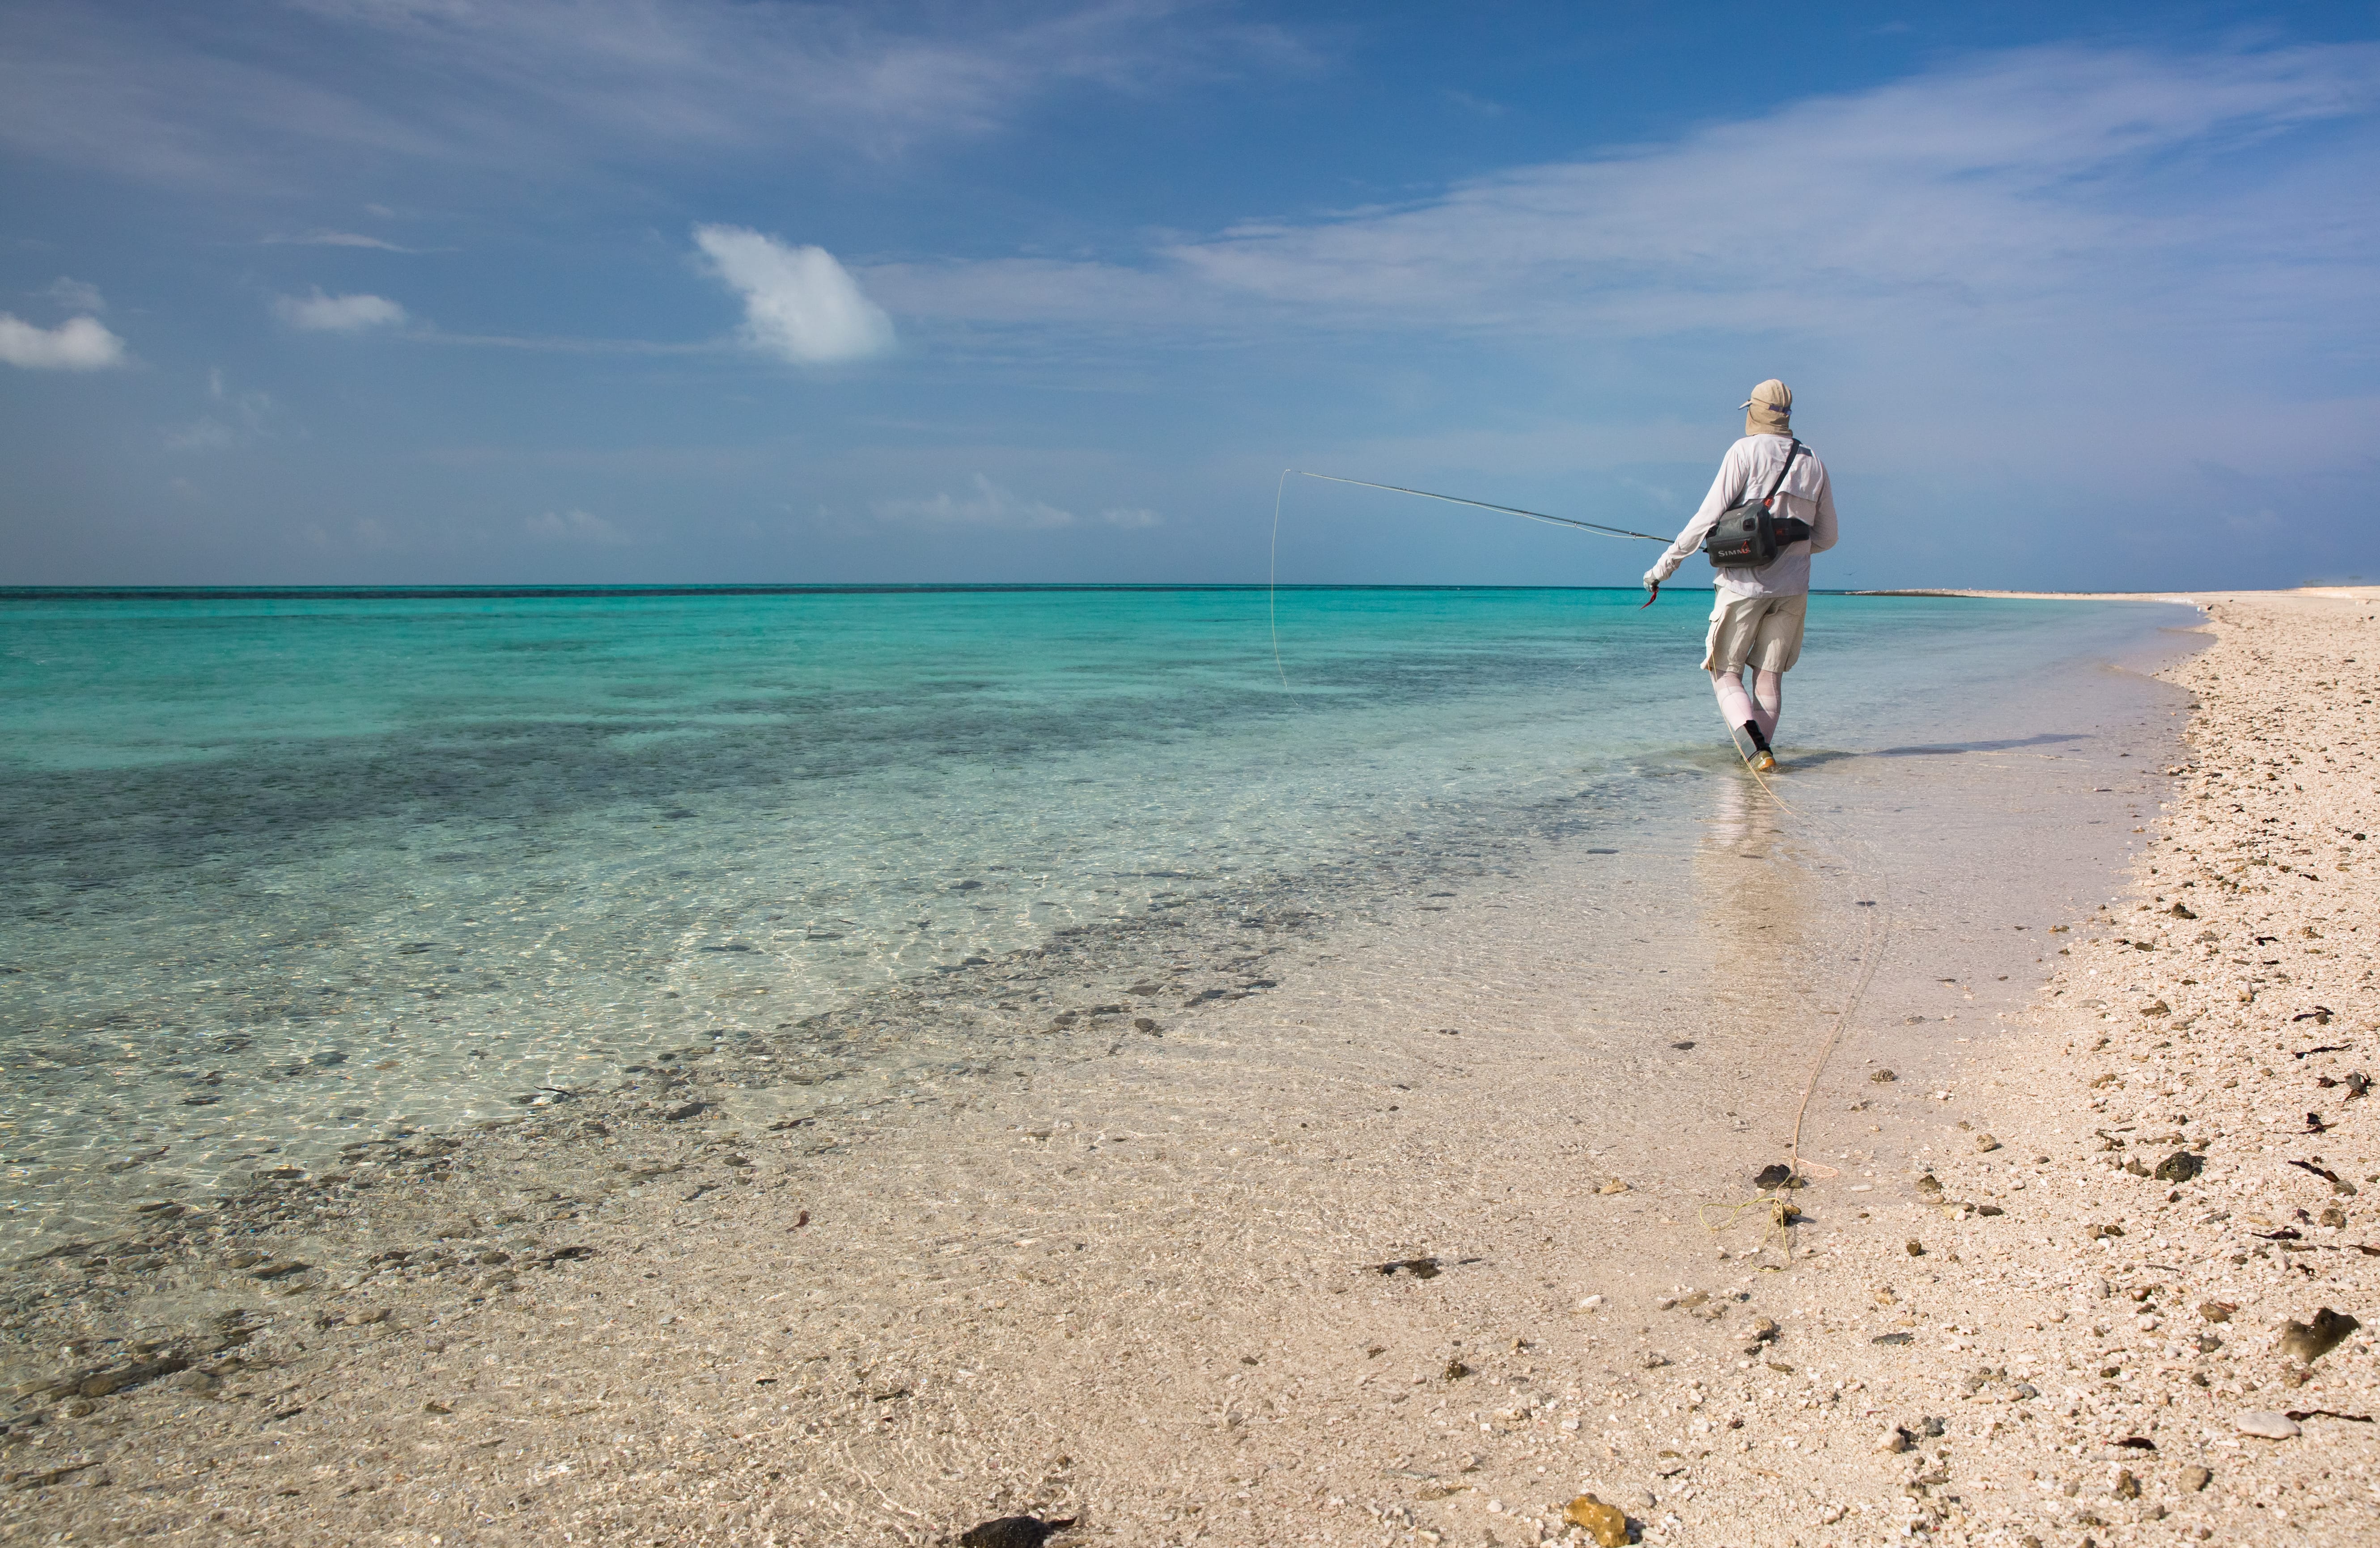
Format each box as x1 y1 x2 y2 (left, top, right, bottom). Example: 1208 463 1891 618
1375 1257 1440 1279
2154 1150 2205 1182
2278 1308 2360 1365
958 1515 1075 1548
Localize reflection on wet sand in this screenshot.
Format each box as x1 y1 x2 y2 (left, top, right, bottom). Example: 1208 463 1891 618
1685 769 1842 1062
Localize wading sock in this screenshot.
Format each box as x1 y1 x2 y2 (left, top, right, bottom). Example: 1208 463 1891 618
1711 668 1757 731
1752 668 1783 742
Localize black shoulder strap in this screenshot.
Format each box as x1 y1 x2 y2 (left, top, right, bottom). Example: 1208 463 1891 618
1756 439 1804 509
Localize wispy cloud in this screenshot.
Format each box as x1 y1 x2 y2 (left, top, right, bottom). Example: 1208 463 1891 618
165 420 237 452
524 508 630 545
0 0 1311 194
167 369 274 450
273 288 407 331
264 228 420 251
40 276 106 313
868 42 2380 351
408 331 712 355
872 474 1159 530
0 313 126 369
874 474 1073 530
694 226 894 364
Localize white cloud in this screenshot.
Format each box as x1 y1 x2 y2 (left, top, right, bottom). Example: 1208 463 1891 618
267 229 417 250
1100 506 1162 529
0 312 125 369
273 288 407 331
872 474 1078 530
693 225 894 364
524 508 629 545
41 275 105 312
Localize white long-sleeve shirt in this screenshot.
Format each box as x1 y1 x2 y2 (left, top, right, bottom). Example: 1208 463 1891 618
1645 434 1837 599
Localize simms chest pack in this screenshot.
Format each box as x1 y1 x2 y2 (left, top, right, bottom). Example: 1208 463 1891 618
1704 440 1811 570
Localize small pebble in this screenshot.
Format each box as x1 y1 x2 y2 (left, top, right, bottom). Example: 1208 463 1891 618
2235 1411 2301 1440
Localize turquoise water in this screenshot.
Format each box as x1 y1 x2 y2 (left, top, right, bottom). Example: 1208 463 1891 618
0 586 2192 1251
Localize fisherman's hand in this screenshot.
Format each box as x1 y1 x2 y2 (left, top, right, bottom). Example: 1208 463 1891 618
1642 572 1661 592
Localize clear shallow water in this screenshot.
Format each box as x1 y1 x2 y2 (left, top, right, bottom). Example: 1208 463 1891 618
0 586 2193 1252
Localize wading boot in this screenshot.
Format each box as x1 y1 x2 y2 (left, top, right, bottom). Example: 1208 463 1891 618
1742 720 1776 774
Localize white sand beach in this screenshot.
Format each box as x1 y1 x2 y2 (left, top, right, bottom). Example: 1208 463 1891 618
5 588 2375 1547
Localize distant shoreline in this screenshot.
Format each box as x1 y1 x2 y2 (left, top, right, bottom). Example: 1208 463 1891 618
4 584 2362 606
1855 584 2379 603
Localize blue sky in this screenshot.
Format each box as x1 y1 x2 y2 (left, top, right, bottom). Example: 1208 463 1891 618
4 1 2377 588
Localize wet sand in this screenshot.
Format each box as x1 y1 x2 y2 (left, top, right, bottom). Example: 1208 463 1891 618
3 589 2372 1546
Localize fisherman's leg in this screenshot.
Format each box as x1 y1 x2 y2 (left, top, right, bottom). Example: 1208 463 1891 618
1745 596 1807 751
1751 668 1783 740
1710 667 1775 771
1702 593 1773 766
1710 668 1758 729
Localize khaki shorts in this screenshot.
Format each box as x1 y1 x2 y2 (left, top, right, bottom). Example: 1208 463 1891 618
1701 592 1807 673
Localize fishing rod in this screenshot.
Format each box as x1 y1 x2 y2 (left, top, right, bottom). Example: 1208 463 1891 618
1273 469 1676 631
1285 469 1672 545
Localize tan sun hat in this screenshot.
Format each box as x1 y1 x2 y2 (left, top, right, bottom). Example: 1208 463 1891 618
1742 379 1792 437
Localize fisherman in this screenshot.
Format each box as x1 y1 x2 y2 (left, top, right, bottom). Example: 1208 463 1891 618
1642 379 1837 773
